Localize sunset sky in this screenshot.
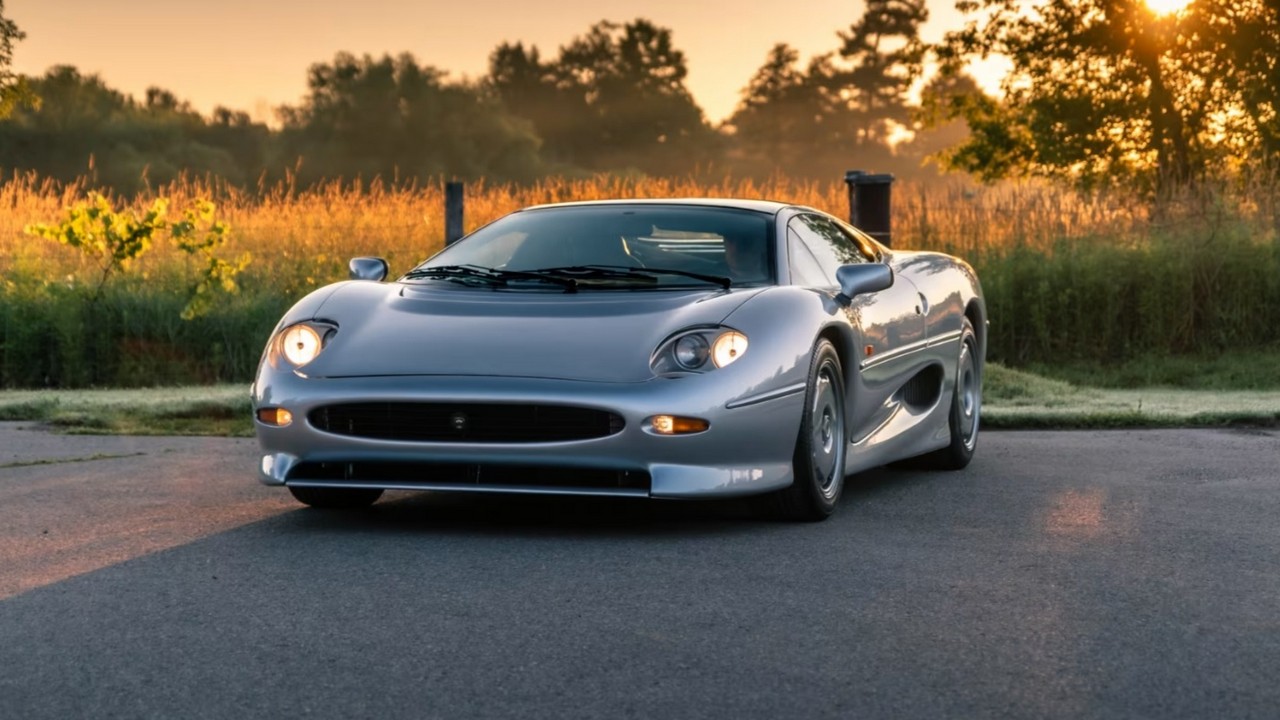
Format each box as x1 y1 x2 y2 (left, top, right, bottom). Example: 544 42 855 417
8 0 993 125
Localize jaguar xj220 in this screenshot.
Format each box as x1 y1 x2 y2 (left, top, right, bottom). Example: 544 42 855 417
252 199 986 520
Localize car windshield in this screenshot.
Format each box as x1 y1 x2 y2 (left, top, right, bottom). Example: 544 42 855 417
408 205 774 289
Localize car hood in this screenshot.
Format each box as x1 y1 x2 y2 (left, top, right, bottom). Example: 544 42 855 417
298 280 767 382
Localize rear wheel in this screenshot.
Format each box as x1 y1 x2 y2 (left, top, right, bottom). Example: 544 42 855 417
288 486 383 509
920 317 981 470
762 339 847 522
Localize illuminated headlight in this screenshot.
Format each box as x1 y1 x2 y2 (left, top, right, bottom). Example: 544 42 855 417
277 322 335 367
711 331 749 368
651 327 749 375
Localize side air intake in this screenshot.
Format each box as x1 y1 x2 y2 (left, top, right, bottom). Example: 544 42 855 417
901 364 944 409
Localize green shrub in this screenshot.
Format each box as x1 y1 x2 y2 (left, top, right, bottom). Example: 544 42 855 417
975 219 1280 365
0 282 286 387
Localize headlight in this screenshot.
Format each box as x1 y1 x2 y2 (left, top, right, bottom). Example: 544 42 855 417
674 334 710 369
651 327 748 375
277 322 335 367
711 331 749 368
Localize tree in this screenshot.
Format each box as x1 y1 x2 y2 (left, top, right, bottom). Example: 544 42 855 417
205 106 273 183
837 0 930 148
488 42 592 168
729 44 811 162
0 67 270 190
0 0 34 118
1 67 140 185
726 44 848 177
560 19 709 172
488 19 718 175
900 71 986 177
935 0 1280 189
279 52 545 183
1193 0 1280 166
725 2 927 180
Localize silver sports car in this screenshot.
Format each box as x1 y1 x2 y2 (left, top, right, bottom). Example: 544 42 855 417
252 199 986 520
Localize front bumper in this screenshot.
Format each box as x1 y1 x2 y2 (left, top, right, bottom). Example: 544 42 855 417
253 371 806 499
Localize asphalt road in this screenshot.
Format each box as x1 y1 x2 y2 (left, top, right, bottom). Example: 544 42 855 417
0 422 1277 719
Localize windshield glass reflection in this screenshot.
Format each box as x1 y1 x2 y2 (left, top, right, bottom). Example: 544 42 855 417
414 206 774 288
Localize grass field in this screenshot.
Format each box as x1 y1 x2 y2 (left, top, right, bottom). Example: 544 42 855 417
2 172 1279 388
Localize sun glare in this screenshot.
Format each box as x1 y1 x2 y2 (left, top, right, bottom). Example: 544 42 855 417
1146 0 1193 14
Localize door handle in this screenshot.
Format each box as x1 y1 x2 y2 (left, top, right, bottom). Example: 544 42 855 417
916 292 930 315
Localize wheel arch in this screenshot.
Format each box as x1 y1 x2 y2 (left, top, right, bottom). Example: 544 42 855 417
963 298 987 364
816 322 859 425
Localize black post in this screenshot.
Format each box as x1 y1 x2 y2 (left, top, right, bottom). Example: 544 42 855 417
844 170 894 247
445 181 465 245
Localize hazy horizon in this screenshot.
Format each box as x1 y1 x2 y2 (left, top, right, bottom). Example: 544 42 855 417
7 0 999 125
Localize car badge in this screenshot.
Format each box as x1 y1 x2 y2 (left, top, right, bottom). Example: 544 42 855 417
450 412 468 431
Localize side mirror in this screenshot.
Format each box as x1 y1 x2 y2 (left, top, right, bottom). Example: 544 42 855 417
835 263 893 305
348 256 389 282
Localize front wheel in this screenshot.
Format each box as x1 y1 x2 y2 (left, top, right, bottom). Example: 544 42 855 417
288 485 383 509
761 339 847 522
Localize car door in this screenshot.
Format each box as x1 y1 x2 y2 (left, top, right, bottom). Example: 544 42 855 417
788 213 926 443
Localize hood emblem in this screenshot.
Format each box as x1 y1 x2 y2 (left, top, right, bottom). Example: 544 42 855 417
450 412 468 431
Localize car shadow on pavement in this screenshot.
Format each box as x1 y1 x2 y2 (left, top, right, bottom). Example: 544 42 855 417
268 465 934 539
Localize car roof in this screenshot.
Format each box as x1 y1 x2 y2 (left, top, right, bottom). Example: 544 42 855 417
520 198 793 215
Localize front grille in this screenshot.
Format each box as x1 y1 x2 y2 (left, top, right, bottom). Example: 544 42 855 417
309 402 624 443
287 460 650 493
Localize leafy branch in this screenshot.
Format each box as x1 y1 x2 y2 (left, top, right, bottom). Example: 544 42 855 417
24 193 250 319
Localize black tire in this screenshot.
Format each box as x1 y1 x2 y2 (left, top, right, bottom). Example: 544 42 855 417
762 339 847 522
288 485 383 509
919 317 981 470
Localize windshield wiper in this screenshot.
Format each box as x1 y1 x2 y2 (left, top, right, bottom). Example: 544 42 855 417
530 265 732 290
403 264 507 286
403 264 577 292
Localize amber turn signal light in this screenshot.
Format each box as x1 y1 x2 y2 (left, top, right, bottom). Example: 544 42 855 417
257 407 293 427
650 415 710 435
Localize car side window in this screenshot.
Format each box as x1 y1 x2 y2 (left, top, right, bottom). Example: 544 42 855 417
787 229 831 286
831 218 884 262
790 214 870 279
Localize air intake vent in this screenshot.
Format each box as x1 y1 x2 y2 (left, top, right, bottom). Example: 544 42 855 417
901 365 943 409
287 461 650 494
309 402 624 443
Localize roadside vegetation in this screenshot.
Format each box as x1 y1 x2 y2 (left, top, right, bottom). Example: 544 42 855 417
0 0 1276 433
1022 348 1280 391
2 173 1278 388
982 364 1280 429
0 384 250 435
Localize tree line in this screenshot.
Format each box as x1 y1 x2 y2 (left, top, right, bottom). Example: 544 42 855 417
0 0 1277 193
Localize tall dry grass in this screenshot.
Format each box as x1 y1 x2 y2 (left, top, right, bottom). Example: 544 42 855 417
8 172 1233 284
2 171 1278 386
3 174 851 296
